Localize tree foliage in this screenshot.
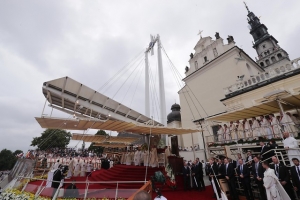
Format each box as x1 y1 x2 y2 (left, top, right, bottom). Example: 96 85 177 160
0 149 18 170
88 130 108 155
31 129 72 150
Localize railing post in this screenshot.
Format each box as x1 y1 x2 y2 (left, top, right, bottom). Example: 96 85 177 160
84 182 89 200
115 182 119 200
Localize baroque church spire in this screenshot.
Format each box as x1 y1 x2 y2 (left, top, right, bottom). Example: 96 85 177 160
244 2 290 69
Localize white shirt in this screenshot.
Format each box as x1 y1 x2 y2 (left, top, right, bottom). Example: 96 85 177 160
154 196 167 200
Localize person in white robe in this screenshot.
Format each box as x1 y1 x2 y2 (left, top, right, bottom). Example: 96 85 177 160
80 160 87 177
52 160 60 170
74 160 81 177
283 132 300 166
217 125 224 143
269 114 282 138
66 158 74 178
237 120 245 139
282 112 299 137
86 161 93 176
229 121 237 140
143 150 149 167
134 149 141 166
223 124 230 142
262 161 291 200
291 114 300 130
125 151 132 165
252 117 261 138
164 146 171 165
149 147 158 168
244 119 252 138
261 116 272 139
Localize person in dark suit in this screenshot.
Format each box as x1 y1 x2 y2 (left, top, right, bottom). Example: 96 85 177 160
51 165 64 198
270 156 295 199
236 159 253 200
195 158 205 191
251 156 267 200
291 158 300 198
64 180 79 198
228 158 237 169
259 142 270 162
208 158 221 199
216 159 225 179
182 161 190 191
223 158 239 200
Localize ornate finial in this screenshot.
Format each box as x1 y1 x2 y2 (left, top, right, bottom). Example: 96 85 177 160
243 1 250 13
197 30 203 38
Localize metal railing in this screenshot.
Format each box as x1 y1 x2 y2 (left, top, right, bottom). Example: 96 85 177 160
223 59 300 95
4 175 147 200
206 122 299 146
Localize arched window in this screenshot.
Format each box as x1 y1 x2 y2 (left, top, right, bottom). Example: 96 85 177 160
277 53 283 59
195 61 198 70
260 62 264 67
266 59 270 65
271 56 276 63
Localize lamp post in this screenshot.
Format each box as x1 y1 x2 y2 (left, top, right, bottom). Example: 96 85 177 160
193 119 208 162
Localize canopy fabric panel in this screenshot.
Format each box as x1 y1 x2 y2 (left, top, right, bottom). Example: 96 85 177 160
72 133 139 144
42 76 162 126
93 143 128 148
35 117 199 135
207 94 300 122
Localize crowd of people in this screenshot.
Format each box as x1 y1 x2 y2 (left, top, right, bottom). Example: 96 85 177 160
182 158 206 191
216 112 300 142
178 145 200 151
206 133 300 200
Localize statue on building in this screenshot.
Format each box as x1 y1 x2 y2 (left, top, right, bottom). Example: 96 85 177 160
190 53 194 59
215 32 220 39
185 66 189 73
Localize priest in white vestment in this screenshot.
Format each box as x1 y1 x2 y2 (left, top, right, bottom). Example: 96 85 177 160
67 158 74 178
283 132 300 166
282 112 299 137
237 120 244 139
261 116 272 139
270 114 282 138
244 119 252 138
223 124 230 142
262 161 291 200
143 150 149 167
125 151 132 165
52 160 60 170
217 125 224 143
134 150 141 166
164 146 171 165
229 121 237 140
252 117 261 138
80 160 87 177
149 147 158 168
74 160 81 177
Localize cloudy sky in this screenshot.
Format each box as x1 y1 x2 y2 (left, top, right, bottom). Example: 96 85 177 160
1 0 299 152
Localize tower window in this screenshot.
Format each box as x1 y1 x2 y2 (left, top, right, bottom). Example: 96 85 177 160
266 59 270 65
260 62 264 67
277 53 283 59
195 61 198 70
262 44 266 49
271 56 276 63
204 56 208 62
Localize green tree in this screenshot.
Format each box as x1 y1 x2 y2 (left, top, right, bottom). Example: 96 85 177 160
88 130 108 155
31 129 72 150
0 149 18 170
13 150 23 156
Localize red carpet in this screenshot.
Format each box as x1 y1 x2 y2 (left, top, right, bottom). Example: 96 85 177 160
25 165 214 199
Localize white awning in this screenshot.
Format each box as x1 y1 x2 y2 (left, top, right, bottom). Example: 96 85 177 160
72 133 139 144
35 117 199 135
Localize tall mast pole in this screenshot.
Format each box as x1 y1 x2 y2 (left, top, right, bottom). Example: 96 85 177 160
145 51 150 118
156 34 167 145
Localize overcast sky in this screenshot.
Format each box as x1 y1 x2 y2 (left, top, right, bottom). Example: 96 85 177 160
0 0 299 152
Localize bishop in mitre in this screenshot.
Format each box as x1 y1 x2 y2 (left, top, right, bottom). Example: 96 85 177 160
262 161 291 200
283 132 300 166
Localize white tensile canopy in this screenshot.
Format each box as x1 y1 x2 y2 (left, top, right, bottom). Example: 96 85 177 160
71 133 139 144
35 117 200 135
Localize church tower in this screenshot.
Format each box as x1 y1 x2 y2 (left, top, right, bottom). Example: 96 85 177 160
245 3 290 70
